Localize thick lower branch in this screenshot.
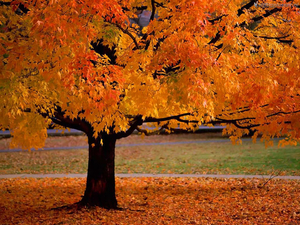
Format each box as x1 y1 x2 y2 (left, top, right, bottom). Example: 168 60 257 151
114 115 143 139
144 113 193 123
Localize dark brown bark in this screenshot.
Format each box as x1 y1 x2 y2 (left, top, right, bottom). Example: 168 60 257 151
80 133 118 209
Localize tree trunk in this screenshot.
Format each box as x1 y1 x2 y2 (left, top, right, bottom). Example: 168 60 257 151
80 133 118 209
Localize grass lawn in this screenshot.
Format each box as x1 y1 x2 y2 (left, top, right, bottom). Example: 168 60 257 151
0 133 300 175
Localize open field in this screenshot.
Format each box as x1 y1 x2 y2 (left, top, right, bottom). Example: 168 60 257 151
0 177 299 224
0 133 300 175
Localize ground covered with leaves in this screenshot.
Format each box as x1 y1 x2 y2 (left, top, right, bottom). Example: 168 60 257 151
0 177 299 224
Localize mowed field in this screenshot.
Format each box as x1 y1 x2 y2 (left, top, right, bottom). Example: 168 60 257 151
0 132 300 175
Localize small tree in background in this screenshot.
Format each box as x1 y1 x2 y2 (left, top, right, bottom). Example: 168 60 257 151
1 0 299 208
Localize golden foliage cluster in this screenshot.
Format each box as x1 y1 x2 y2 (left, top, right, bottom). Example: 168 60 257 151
0 177 299 224
1 0 300 148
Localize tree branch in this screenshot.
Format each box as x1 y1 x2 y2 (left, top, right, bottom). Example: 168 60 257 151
144 113 199 124
115 23 140 49
208 0 258 44
105 18 140 50
144 0 158 50
0 1 11 6
252 7 282 23
52 111 91 134
208 0 293 46
0 1 29 14
266 109 300 118
208 15 227 24
37 105 89 133
150 0 156 22
253 34 293 43
237 0 258 16
258 169 284 188
136 123 168 136
208 30 221 45
114 115 143 139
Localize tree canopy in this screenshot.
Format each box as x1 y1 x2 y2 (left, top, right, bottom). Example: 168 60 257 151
1 0 300 147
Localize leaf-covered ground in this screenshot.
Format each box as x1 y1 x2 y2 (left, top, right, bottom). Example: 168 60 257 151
1 177 299 224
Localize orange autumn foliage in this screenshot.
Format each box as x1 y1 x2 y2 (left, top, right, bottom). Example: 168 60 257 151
1 0 300 148
0 177 300 224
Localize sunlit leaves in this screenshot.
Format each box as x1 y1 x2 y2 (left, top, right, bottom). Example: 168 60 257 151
1 0 300 147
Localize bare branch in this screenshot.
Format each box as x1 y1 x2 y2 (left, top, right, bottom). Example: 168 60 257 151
144 113 193 123
208 30 222 45
258 170 284 188
252 7 283 22
114 115 143 139
114 23 140 49
136 124 167 136
0 1 11 6
237 0 258 16
208 15 227 24
266 109 300 118
52 109 91 134
150 0 156 22
253 34 293 43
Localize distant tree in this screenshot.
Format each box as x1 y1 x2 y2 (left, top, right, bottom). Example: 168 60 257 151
1 0 299 208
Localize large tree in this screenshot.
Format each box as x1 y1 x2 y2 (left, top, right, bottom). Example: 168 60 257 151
1 0 299 208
